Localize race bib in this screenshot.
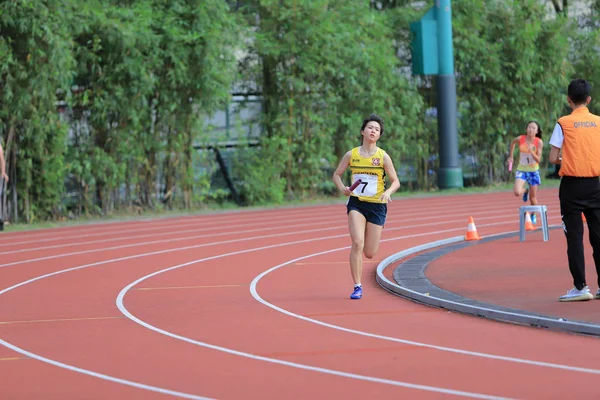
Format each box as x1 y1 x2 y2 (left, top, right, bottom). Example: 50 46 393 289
520 152 535 165
352 174 377 197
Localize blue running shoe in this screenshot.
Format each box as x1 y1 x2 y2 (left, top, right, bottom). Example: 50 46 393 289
522 188 529 202
531 213 537 225
350 286 363 300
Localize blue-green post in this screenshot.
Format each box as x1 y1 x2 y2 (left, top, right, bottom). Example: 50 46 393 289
435 0 463 188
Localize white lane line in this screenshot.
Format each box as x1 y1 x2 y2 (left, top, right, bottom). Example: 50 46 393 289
0 338 212 399
0 226 347 268
0 195 525 252
0 204 516 256
0 197 368 243
0 195 549 246
0 218 335 255
249 230 600 376
0 237 358 398
116 233 521 399
117 285 508 399
0 211 516 268
116 221 593 398
0 206 340 247
0 223 520 399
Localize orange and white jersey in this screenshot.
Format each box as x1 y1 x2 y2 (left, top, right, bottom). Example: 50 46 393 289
517 135 541 172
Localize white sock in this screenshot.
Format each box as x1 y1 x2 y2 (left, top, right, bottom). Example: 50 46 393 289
354 283 362 288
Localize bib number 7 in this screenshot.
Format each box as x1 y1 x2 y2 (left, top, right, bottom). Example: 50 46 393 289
358 181 368 193
351 174 377 197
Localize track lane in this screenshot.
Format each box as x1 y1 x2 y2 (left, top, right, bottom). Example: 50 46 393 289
2 189 588 398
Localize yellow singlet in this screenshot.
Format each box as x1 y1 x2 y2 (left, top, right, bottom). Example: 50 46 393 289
349 147 387 203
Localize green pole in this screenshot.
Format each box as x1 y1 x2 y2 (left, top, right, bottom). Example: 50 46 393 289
435 0 463 188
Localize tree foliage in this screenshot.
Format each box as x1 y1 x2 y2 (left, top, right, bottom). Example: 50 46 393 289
234 0 424 202
0 0 598 223
0 0 75 222
453 0 571 184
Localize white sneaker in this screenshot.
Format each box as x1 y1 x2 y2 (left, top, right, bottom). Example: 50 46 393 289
559 286 594 302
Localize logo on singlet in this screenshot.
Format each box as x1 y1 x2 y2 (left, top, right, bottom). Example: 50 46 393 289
372 158 381 166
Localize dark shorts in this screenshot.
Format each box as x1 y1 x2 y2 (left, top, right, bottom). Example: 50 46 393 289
346 196 387 226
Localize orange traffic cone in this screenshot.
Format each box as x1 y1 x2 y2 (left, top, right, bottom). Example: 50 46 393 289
525 212 535 231
465 217 481 241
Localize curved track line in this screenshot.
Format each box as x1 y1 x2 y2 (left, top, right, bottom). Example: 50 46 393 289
0 194 535 247
247 236 600 375
0 207 343 247
115 224 598 386
0 218 336 256
0 237 358 398
0 225 348 268
0 194 524 254
0 214 565 397
0 204 514 255
0 229 512 399
114 238 519 399
0 211 517 268
116 281 507 400
0 339 211 400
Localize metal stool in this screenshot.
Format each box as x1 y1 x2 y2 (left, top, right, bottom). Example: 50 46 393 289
519 205 549 242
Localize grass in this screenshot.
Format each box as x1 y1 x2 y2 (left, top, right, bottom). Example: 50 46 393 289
1 177 561 233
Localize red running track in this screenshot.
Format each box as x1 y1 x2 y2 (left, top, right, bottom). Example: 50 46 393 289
0 188 599 399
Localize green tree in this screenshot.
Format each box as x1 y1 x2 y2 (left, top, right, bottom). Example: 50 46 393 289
0 0 75 222
147 0 240 209
235 0 424 203
65 0 239 214
67 1 156 214
452 0 572 184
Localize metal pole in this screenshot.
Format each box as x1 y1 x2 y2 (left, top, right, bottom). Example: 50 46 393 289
435 0 463 188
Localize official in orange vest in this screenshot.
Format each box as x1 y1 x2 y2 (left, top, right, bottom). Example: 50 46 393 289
549 79 600 302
